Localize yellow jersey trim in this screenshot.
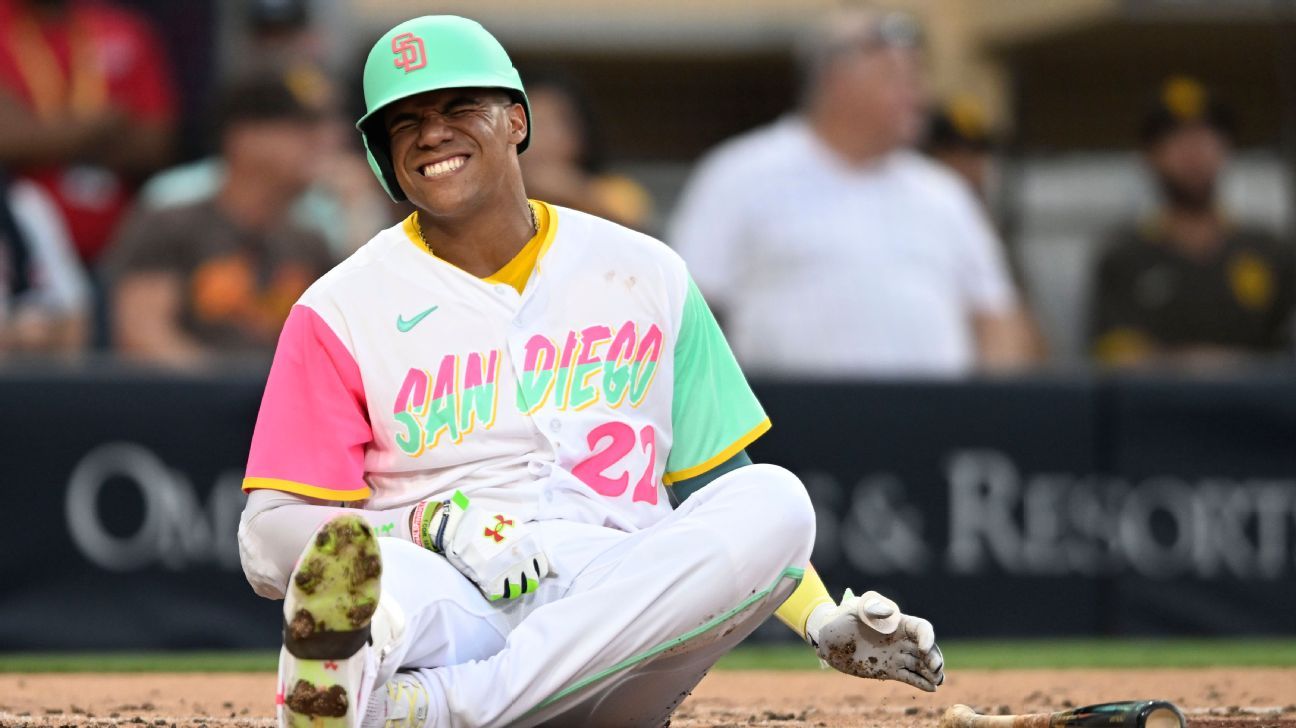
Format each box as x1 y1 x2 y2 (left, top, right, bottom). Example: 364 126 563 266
531 200 560 267
242 477 372 502
401 212 424 255
485 200 555 293
662 418 772 485
400 200 559 295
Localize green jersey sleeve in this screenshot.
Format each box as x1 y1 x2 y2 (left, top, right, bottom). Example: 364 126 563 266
664 277 770 483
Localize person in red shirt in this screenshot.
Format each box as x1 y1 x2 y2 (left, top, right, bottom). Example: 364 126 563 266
0 0 176 263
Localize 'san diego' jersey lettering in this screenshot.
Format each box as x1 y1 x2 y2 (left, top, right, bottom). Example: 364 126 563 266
242 202 767 532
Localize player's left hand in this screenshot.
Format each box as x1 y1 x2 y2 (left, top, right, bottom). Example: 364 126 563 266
806 589 945 692
409 490 552 602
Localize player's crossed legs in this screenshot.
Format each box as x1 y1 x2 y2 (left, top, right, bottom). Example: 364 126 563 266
276 464 816 728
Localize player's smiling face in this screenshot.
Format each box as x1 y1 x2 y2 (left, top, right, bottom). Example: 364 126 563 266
384 87 528 215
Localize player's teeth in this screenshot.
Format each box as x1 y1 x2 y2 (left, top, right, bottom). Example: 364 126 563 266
422 157 465 177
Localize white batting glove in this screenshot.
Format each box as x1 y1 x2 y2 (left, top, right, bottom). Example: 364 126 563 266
806 589 945 692
409 491 552 601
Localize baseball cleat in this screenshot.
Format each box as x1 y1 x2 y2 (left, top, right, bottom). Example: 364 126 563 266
278 514 383 728
362 672 431 728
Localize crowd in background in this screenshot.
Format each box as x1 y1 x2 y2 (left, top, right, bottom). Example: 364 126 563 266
0 0 1291 378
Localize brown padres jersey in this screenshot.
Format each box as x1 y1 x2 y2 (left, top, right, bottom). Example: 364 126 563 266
1089 220 1295 361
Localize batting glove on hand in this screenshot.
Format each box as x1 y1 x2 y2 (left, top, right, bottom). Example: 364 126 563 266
806 589 945 692
409 490 552 601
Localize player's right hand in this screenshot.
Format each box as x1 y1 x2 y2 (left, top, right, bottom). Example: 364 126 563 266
806 589 945 692
409 490 552 601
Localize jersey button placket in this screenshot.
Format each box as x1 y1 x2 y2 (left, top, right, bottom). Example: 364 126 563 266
505 327 554 450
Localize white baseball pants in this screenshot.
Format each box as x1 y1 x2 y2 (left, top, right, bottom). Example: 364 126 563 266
370 463 816 728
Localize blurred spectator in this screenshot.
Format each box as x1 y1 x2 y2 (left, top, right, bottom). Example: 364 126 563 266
241 0 323 73
1089 77 1294 368
924 95 996 202
925 95 1049 360
519 72 654 230
138 1 393 257
0 173 88 353
0 0 176 264
670 7 1035 377
101 75 334 368
137 65 390 258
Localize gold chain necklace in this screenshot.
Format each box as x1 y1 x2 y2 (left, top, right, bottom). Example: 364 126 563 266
414 202 538 255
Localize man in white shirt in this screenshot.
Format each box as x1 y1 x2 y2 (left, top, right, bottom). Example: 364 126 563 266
670 8 1035 377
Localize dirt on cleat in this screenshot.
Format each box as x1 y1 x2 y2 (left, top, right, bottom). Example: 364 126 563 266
283 515 383 659
293 561 325 595
280 515 384 728
347 601 377 627
287 610 317 641
285 680 348 718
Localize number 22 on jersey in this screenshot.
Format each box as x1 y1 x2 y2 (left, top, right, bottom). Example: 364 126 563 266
571 423 658 505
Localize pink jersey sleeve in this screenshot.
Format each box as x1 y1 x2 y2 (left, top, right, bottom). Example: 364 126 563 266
243 304 373 501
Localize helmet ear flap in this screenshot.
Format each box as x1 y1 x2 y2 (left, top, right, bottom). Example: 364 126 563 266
360 118 407 203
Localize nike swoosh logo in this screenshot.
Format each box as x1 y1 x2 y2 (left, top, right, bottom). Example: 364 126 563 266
396 306 439 332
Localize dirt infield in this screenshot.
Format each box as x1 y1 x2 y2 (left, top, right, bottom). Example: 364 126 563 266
0 669 1293 727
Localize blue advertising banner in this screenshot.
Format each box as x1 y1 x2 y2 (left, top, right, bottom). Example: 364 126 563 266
2 369 1294 649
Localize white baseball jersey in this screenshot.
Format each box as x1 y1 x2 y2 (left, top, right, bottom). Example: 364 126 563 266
242 201 768 532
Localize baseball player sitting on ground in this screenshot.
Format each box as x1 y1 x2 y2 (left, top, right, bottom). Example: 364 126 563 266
237 16 945 728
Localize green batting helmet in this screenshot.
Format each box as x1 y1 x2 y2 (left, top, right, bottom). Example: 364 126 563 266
356 15 531 202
